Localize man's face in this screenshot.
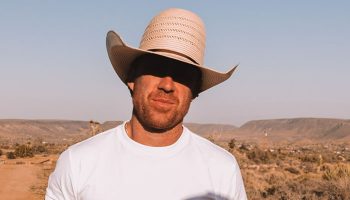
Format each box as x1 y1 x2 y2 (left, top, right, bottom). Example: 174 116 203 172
127 55 201 131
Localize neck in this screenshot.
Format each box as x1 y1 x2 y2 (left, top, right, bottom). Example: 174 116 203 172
125 115 183 147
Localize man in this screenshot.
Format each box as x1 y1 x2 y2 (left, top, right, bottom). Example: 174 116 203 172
46 8 247 200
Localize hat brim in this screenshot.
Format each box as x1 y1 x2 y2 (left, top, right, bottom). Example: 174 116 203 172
106 31 237 93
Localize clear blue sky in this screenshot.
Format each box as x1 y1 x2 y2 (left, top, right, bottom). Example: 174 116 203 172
1 1 349 126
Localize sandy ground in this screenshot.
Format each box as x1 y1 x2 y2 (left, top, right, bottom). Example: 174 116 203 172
0 155 57 200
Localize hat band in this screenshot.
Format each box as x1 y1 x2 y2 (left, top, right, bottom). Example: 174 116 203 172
148 49 199 65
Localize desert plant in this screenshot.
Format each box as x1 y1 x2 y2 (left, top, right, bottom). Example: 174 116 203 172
285 167 300 175
238 143 250 152
323 163 350 181
318 178 350 200
299 154 319 163
303 163 318 174
246 147 276 164
6 151 16 159
261 186 277 198
322 152 339 163
33 145 48 154
228 138 236 150
206 135 215 143
14 144 34 158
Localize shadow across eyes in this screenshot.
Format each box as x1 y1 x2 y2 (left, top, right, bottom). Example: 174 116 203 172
128 54 202 92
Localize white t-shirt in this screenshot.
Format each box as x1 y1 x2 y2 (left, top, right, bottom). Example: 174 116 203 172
45 122 247 200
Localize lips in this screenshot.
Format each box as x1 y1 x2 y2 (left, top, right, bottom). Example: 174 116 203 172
149 93 178 111
152 97 176 104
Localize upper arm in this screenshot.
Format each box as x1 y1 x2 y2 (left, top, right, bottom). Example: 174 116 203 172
228 159 247 200
45 150 77 200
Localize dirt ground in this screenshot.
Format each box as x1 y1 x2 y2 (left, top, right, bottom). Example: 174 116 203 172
0 155 57 200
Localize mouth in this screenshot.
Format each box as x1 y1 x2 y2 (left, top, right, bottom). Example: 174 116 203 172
149 96 177 112
152 97 176 105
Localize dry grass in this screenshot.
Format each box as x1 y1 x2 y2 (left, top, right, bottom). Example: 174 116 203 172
225 141 350 200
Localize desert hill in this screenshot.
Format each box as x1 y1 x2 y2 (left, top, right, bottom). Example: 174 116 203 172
0 119 91 144
0 119 235 144
0 118 349 144
237 118 350 142
100 121 123 131
99 121 237 135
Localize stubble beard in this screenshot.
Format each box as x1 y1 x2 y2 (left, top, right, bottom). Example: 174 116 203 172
132 91 191 133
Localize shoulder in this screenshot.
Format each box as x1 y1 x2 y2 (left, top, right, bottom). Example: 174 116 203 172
46 126 122 198
68 127 119 156
55 126 121 173
185 127 247 199
186 127 240 171
49 127 122 191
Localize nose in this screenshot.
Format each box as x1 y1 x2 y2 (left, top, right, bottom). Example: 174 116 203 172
158 76 175 93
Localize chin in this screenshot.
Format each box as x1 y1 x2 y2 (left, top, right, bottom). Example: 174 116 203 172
142 116 182 133
133 105 187 133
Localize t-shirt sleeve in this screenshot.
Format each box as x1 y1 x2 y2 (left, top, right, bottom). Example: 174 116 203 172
45 149 77 200
220 156 247 200
230 164 247 200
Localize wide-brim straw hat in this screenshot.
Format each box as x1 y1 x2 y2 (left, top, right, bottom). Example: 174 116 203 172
106 8 237 93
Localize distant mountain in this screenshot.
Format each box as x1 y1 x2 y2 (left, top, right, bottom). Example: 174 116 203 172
185 123 237 137
0 118 349 144
100 121 123 131
0 119 90 144
0 119 236 144
237 118 350 142
100 121 237 137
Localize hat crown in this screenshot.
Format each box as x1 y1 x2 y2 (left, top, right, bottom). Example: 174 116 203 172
139 8 206 65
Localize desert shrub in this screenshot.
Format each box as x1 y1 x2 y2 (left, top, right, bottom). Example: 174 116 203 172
14 144 34 158
276 152 287 162
206 136 215 143
285 167 300 175
322 152 339 163
228 138 236 150
6 151 16 159
238 143 250 152
323 163 350 181
299 154 319 163
302 163 318 173
264 172 287 186
33 145 48 154
318 178 350 200
242 144 350 200
247 147 276 164
261 186 277 198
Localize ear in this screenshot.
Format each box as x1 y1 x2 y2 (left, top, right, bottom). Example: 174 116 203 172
127 82 135 91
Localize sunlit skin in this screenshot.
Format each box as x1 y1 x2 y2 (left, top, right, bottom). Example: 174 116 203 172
125 55 200 147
